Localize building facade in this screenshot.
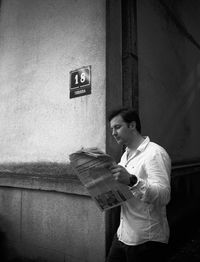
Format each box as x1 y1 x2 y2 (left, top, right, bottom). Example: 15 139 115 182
0 0 200 261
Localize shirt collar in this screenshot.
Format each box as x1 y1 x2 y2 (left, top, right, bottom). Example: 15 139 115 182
126 136 150 154
137 136 150 152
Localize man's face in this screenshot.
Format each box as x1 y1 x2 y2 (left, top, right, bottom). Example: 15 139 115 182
110 115 133 146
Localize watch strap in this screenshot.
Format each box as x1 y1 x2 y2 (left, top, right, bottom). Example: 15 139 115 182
129 175 137 187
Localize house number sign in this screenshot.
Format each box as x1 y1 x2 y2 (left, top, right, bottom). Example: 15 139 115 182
70 65 91 98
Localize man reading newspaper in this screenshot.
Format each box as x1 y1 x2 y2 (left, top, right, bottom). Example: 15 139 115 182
106 108 171 262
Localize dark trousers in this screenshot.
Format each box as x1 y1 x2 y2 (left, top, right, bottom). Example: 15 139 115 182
106 234 168 262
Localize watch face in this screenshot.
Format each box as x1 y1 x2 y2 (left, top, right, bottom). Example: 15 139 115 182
129 175 137 187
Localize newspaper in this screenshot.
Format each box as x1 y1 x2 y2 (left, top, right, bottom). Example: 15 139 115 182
69 147 133 211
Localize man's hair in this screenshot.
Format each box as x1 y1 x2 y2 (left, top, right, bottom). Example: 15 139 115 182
108 108 141 133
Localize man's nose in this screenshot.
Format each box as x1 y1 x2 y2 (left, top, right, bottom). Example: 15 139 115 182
112 129 117 136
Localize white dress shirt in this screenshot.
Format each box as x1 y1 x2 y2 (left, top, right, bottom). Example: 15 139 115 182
117 136 171 245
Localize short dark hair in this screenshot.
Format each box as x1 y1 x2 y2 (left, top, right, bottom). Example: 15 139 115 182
108 108 141 133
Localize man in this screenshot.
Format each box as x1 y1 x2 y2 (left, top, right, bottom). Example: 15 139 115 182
107 108 171 262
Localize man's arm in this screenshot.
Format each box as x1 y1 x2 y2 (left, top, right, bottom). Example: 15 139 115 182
109 151 171 206
139 151 171 206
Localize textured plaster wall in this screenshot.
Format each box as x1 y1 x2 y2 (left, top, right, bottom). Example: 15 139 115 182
0 187 106 262
137 0 200 162
0 1 106 262
0 0 106 163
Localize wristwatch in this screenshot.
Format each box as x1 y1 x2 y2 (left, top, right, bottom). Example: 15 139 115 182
129 175 137 187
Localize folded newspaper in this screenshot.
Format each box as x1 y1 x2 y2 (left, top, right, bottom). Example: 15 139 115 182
69 147 133 211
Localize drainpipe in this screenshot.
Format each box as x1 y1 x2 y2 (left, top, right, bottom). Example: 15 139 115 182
122 0 139 111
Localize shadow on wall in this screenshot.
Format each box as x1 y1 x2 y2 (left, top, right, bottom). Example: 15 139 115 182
0 215 20 262
0 230 7 262
0 225 47 262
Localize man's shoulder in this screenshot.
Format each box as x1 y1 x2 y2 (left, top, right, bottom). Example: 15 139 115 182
148 141 164 150
147 141 170 157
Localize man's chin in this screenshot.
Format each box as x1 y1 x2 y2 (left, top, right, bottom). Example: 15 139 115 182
115 139 123 145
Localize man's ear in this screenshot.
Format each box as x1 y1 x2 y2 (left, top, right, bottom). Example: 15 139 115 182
129 121 136 130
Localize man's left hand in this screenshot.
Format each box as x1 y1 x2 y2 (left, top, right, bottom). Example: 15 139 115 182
109 165 131 185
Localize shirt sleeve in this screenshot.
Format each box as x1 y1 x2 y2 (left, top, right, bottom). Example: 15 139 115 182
129 150 171 206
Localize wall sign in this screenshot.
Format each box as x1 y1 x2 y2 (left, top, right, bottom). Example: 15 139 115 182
70 65 91 98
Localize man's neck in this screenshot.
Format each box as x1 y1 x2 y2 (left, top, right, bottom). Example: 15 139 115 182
127 134 145 152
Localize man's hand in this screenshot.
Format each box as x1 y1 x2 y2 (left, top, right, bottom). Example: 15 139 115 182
109 164 131 185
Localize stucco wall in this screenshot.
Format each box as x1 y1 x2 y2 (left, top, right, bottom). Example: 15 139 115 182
0 0 106 163
137 0 200 162
0 1 107 261
0 186 105 262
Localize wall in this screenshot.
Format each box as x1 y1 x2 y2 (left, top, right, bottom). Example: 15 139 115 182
0 0 106 163
0 181 105 262
0 0 107 261
136 2 200 254
0 162 107 262
137 0 200 162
